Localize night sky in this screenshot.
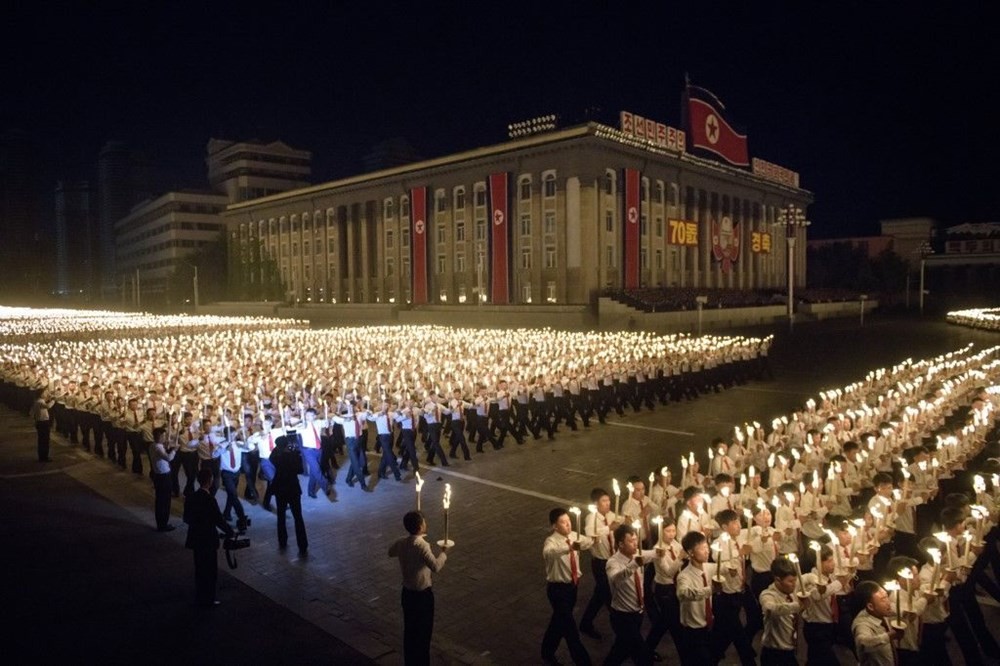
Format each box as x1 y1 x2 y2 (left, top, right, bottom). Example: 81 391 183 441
3 2 998 238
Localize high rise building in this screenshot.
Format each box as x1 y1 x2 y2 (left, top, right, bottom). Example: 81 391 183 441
0 129 47 298
54 180 95 298
206 138 311 203
97 140 149 297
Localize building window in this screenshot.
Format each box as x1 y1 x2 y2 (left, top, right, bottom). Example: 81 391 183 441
668 183 679 207
455 253 466 272
304 241 311 255
604 170 615 195
655 249 664 269
454 187 466 211
519 214 531 237
543 172 556 198
402 228 410 248
291 242 298 256
520 247 532 269
546 281 557 303
327 238 335 252
402 257 410 275
640 215 648 236
655 181 665 204
303 214 312 231
435 189 447 213
475 218 487 241
455 221 466 242
641 248 648 269
437 255 447 274
437 224 446 244
326 210 335 228
656 217 664 238
474 184 487 207
522 282 532 303
543 211 555 235
386 257 395 276
384 198 394 220
605 210 613 233
439 288 448 302
606 245 615 268
519 176 531 201
386 230 394 249
544 246 556 269
458 285 467 303
401 196 410 218
291 216 299 233
641 178 649 202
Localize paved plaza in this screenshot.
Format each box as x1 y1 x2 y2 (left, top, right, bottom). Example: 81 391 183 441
3 313 1000 664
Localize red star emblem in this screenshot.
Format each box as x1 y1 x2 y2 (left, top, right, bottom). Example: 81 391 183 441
493 209 504 226
414 219 425 234
705 114 720 144
627 207 638 224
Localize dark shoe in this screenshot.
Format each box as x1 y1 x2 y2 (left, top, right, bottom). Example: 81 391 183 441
278 542 287 550
346 480 355 488
39 458 52 462
395 476 403 482
541 655 563 666
579 625 602 640
308 493 317 498
262 503 274 512
464 456 472 461
156 524 176 533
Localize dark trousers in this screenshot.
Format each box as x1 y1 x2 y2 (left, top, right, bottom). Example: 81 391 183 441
220 470 245 521
803 621 838 665
759 646 797 665
920 621 951 665
276 493 307 552
178 453 198 496
604 609 651 666
126 432 145 473
35 420 51 461
712 591 756 665
679 625 712 666
242 450 260 500
377 433 401 479
259 458 276 506
399 430 419 472
344 437 367 488
580 557 611 629
111 427 128 467
152 471 172 529
401 587 434 666
424 423 449 466
645 583 681 654
542 582 592 665
192 547 218 606
200 457 221 493
301 447 328 496
448 421 470 459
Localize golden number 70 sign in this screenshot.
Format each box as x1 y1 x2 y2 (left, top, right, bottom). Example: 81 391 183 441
668 219 699 246
751 231 772 254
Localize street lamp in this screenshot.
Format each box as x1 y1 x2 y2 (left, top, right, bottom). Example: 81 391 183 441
917 241 932 316
774 204 810 329
182 262 199 309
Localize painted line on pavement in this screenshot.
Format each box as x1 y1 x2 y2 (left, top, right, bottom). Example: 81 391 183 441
0 462 89 480
732 386 806 395
561 467 597 476
418 465 575 505
605 421 695 437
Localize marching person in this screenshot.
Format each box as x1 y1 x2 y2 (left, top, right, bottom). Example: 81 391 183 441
604 523 657 666
758 552 806 664
388 510 449 666
218 428 247 526
851 581 897 666
676 531 717 665
542 507 594 666
30 389 53 462
149 426 177 532
580 488 620 639
370 401 403 481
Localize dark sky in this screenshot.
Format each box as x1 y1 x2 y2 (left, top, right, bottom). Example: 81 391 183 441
3 1 998 238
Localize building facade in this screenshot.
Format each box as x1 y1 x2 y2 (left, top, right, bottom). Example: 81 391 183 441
115 190 229 300
206 138 312 203
54 180 95 298
224 123 812 305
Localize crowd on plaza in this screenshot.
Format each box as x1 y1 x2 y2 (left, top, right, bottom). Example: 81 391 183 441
542 341 1000 665
5 306 1000 664
948 307 1000 332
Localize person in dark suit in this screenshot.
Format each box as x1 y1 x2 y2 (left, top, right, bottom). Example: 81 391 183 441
271 434 308 555
184 467 234 607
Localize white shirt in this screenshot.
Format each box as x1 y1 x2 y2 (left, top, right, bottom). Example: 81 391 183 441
584 510 618 560
759 584 801 650
652 539 684 585
388 534 446 591
801 570 843 623
606 548 656 612
851 609 894 665
676 562 717 628
543 531 594 584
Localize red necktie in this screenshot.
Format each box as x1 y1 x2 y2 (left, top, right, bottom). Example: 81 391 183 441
604 514 613 553
831 594 839 623
567 539 579 585
312 424 320 448
702 572 714 628
229 445 236 467
268 433 274 453
634 569 644 610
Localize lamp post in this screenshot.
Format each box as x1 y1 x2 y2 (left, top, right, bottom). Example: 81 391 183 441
859 294 868 327
182 262 199 310
774 204 810 330
917 241 932 316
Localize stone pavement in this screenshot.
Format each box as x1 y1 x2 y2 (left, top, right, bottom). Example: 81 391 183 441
3 314 1000 664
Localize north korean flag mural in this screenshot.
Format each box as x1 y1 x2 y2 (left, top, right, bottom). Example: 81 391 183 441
488 172 510 304
684 85 750 167
409 186 428 304
622 168 641 289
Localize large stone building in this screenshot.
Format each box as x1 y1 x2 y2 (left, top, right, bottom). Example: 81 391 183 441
224 122 812 305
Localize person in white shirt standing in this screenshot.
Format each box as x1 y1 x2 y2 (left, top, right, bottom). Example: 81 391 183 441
388 510 449 666
580 488 620 640
676 531 718 665
759 557 807 665
603 523 657 665
30 390 52 462
542 507 594 666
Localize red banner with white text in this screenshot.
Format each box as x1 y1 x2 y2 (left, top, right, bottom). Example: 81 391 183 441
410 186 428 304
623 168 641 289
488 172 510 304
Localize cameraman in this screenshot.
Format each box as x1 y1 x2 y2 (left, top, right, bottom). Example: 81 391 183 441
149 426 177 532
184 468 235 607
271 434 308 555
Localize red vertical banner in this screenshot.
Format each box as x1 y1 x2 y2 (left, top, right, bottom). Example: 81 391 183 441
488 172 510 304
623 168 640 289
410 186 428 304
